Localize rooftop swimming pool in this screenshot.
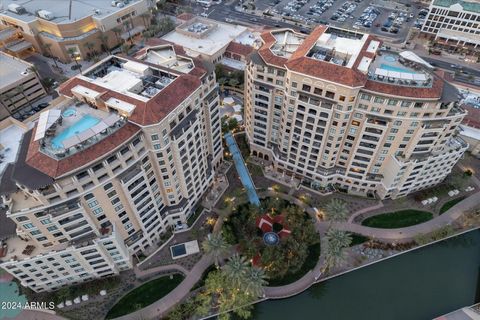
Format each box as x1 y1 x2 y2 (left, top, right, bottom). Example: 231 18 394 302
51 115 101 149
379 63 417 74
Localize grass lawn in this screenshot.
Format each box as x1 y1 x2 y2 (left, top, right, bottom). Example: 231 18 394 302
106 274 184 319
247 163 263 177
439 197 466 214
187 205 204 226
267 243 320 287
349 233 370 246
361 210 433 229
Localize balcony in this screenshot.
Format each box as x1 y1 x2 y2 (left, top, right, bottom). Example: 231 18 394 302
316 166 346 176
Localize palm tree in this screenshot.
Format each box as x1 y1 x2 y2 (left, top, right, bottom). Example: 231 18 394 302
97 34 111 54
83 42 95 59
223 253 248 287
67 48 82 72
43 43 59 68
123 20 134 45
202 233 229 267
140 12 151 29
324 198 349 224
322 228 352 273
243 265 268 297
112 27 122 45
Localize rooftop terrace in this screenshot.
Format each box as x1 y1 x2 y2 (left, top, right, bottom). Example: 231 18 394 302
367 51 433 88
35 101 127 160
308 28 369 68
270 30 305 58
81 56 176 102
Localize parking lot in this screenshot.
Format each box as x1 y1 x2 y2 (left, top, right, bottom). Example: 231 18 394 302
255 0 428 40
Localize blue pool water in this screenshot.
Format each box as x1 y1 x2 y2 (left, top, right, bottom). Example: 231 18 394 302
224 133 260 206
63 108 76 117
171 244 187 257
380 63 416 74
383 55 396 62
51 115 101 149
0 281 27 319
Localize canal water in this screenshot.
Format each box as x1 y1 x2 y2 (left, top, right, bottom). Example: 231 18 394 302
254 229 480 320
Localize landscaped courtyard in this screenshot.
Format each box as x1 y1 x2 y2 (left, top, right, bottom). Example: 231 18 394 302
222 197 320 285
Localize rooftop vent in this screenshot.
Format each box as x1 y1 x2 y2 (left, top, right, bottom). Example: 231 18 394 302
8 4 26 15
37 10 54 20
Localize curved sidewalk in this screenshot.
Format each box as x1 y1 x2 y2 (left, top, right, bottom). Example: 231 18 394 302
332 191 480 241
113 254 213 320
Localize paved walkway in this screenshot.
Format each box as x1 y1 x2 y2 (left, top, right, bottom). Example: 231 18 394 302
347 202 384 223
113 254 213 320
111 187 479 319
5 310 67 320
134 263 189 279
329 191 480 241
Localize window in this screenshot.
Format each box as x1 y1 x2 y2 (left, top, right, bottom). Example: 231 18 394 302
360 93 371 101
151 134 159 141
374 97 385 103
40 218 51 225
302 84 311 92
325 91 335 99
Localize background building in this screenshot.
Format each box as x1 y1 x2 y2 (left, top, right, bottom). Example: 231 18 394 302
421 0 480 57
0 0 152 62
162 16 259 69
0 52 47 121
0 46 222 291
244 26 468 199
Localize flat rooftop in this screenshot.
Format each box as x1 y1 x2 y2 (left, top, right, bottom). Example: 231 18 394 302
0 52 33 88
270 30 305 58
141 45 195 73
0 120 26 176
81 56 177 102
162 17 248 57
308 29 369 68
0 0 144 23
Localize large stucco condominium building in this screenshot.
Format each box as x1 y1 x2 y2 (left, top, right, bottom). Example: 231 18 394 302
421 0 480 56
0 0 152 62
0 43 222 292
244 26 468 200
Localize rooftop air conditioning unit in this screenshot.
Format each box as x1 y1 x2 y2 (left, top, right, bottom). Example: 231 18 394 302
117 2 125 7
111 1 118 7
8 4 26 14
94 9 101 15
38 10 54 20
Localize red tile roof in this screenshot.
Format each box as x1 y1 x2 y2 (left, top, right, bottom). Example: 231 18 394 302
176 13 195 21
25 122 141 178
255 26 450 97
462 105 480 129
58 63 202 127
225 42 254 57
363 70 446 99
